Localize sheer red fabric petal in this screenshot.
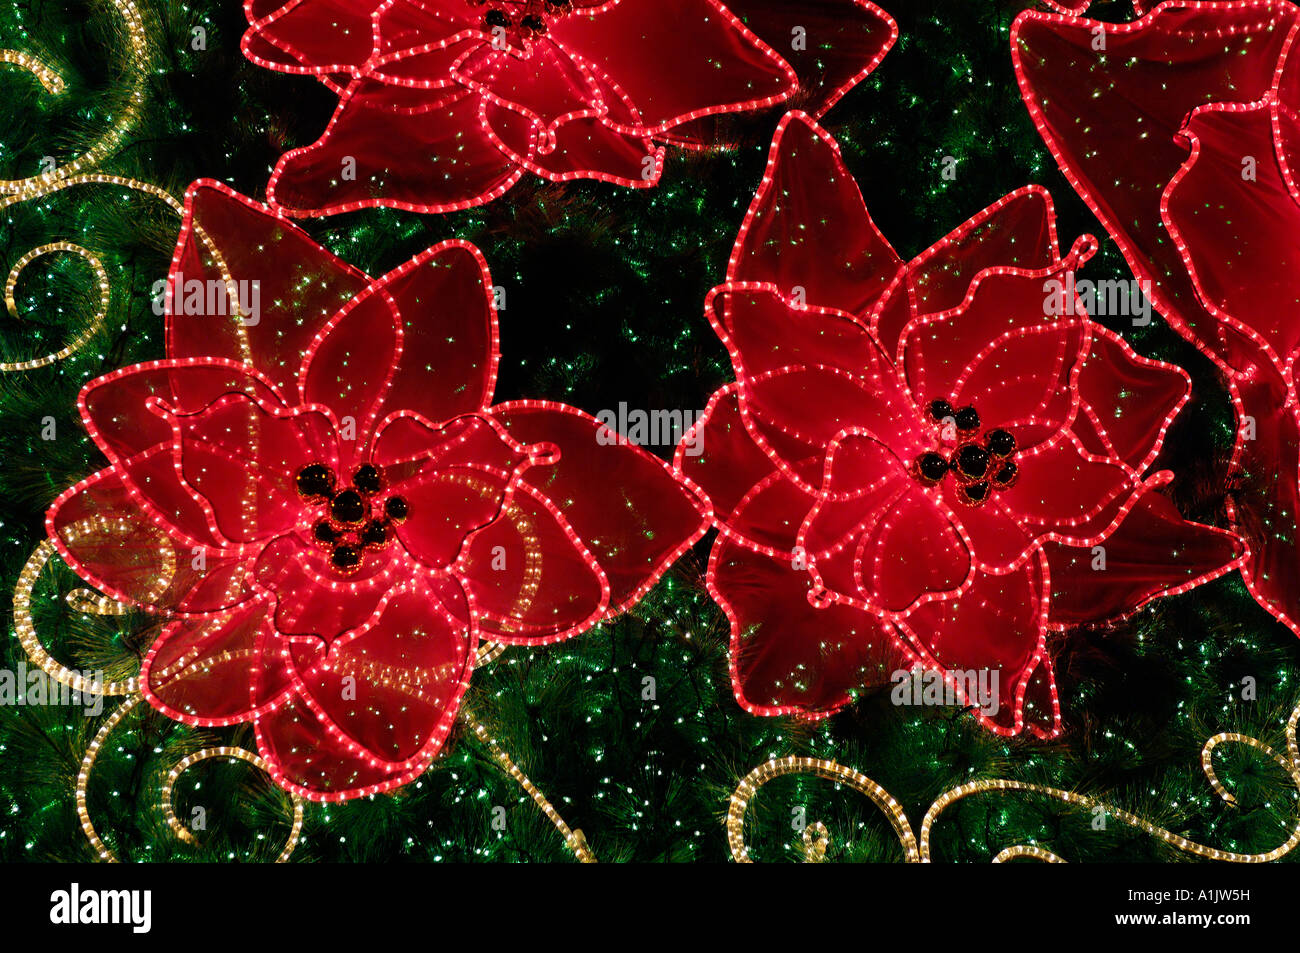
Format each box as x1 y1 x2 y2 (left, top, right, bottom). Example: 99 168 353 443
457 38 602 135
727 111 903 316
1045 486 1245 628
1073 326 1190 473
674 0 897 125
549 0 796 138
166 182 371 390
253 533 416 640
360 241 499 422
708 537 904 717
267 79 525 216
480 104 657 188
798 432 971 614
169 395 336 546
674 384 814 556
76 360 290 550
707 285 925 492
371 415 534 572
45 465 247 614
457 481 610 643
369 0 484 72
490 400 710 611
873 186 1059 354
255 578 475 801
141 598 294 726
1164 100 1300 370
898 263 1092 452
299 284 401 453
242 0 385 77
1231 372 1300 632
1012 0 1296 365
989 437 1134 542
896 550 1058 737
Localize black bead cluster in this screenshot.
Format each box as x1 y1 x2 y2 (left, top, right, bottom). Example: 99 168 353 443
295 462 408 572
474 0 570 37
912 400 1020 507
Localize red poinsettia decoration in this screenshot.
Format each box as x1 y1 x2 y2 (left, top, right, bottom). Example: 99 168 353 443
46 180 709 801
241 0 897 215
675 112 1244 735
1013 0 1300 635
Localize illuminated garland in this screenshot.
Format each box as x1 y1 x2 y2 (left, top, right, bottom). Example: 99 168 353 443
729 700 1300 862
0 0 148 197
727 755 919 862
466 718 596 862
0 243 110 372
160 746 304 862
76 696 307 863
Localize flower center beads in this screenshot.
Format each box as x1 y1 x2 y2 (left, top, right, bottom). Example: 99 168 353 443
295 462 408 571
912 399 1019 507
471 0 573 41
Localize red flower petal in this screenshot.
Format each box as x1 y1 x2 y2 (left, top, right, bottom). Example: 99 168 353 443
45 464 248 614
141 597 294 726
873 185 1060 354
1073 325 1190 474
455 38 603 136
1231 373 1300 632
1163 99 1300 374
549 0 796 136
896 549 1059 737
371 413 538 572
681 0 897 121
479 53 663 187
242 0 385 79
1012 0 1296 367
798 431 971 614
941 436 1136 575
75 359 293 550
707 283 924 489
300 274 402 453
727 111 903 315
983 434 1136 544
356 241 499 422
674 383 814 556
457 481 611 643
898 262 1092 451
253 532 419 640
255 577 473 801
267 78 525 216
1044 485 1245 628
166 181 371 389
709 537 904 717
489 400 710 612
167 393 336 545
